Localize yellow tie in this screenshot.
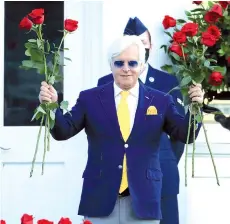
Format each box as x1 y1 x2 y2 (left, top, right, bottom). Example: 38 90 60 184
117 91 130 193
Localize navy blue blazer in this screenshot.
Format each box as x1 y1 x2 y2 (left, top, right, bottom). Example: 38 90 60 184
50 81 200 219
97 65 185 196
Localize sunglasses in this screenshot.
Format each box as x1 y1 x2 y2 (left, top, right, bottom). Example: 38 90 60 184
113 60 139 69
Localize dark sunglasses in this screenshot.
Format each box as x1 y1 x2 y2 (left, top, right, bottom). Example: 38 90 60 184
113 60 139 69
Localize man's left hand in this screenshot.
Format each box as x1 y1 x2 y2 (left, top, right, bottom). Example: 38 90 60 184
188 83 204 104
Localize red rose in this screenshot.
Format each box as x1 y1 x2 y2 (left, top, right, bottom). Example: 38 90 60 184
21 213 33 224
162 15 176 29
201 32 216 46
37 219 53 224
204 4 223 23
226 56 230 65
83 220 92 224
173 31 187 44
207 25 221 40
19 17 33 30
58 217 72 224
29 8 44 24
0 220 6 224
169 42 184 57
193 1 202 4
208 72 224 86
181 22 198 37
64 19 78 32
219 1 230 9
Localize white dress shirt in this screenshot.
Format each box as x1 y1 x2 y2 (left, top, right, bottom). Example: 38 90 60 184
113 82 139 131
139 63 149 84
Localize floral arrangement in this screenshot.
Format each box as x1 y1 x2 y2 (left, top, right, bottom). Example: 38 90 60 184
19 8 78 177
160 1 230 186
0 214 92 224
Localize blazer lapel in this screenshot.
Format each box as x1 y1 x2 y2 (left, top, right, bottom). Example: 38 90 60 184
130 81 155 138
99 82 123 141
145 64 156 86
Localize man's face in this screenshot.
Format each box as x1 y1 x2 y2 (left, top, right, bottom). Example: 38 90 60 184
111 44 143 90
139 30 151 49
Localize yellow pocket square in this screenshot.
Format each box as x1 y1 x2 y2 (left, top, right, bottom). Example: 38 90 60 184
146 106 158 115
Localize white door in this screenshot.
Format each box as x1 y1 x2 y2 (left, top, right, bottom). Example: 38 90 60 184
0 1 103 223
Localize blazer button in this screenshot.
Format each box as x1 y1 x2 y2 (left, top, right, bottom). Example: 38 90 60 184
124 144 128 148
118 165 123 169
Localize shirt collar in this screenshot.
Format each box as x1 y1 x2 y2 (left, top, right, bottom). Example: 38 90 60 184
113 81 139 98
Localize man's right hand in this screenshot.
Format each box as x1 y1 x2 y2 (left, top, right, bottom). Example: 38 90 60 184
39 81 58 103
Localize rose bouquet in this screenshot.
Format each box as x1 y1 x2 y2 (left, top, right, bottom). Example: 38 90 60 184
19 8 78 177
160 1 230 186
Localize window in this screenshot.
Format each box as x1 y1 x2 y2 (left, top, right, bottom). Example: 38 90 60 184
4 1 64 126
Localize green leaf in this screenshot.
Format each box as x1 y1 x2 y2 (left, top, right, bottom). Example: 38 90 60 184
161 64 173 74
170 52 181 61
185 10 191 16
25 42 38 49
164 85 180 96
31 110 39 121
49 119 55 130
180 76 192 87
54 75 63 82
181 86 189 96
35 111 43 121
211 66 227 75
208 1 214 8
49 110 55 121
217 48 225 57
204 60 210 68
60 101 69 110
25 49 31 56
164 31 172 38
48 102 59 110
223 10 228 17
177 19 186 23
28 39 37 43
195 114 202 123
46 40 50 53
160 45 167 53
64 57 72 61
63 48 69 50
30 48 43 62
37 39 42 49
37 105 46 114
21 60 45 74
190 8 205 13
48 76 55 85
21 60 34 68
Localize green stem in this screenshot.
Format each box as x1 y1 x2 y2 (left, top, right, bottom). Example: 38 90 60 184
42 112 48 175
185 105 193 186
199 109 220 186
192 113 196 178
30 114 45 177
51 31 68 79
47 114 50 152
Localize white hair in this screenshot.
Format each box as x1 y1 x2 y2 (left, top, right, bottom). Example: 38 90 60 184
107 35 145 66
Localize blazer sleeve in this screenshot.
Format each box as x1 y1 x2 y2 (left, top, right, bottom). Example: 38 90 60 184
169 89 186 163
50 91 85 141
163 95 201 144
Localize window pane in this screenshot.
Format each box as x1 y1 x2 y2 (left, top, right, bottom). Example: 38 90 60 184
4 1 64 126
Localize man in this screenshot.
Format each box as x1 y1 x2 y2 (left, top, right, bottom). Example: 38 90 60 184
98 17 185 224
39 35 203 224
